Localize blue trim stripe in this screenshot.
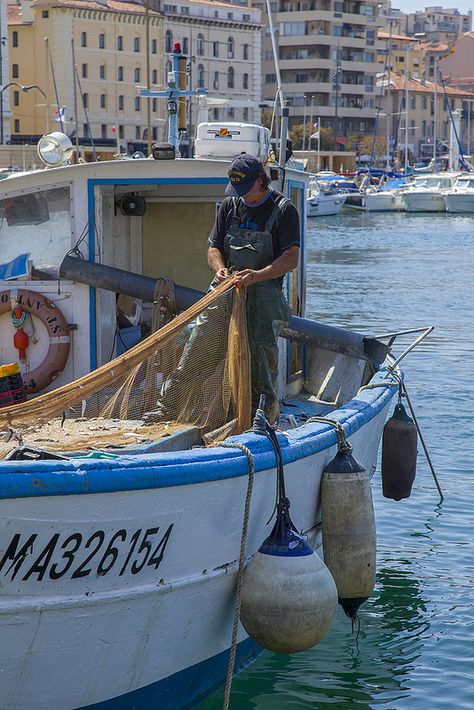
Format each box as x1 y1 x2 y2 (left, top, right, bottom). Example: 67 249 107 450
77 637 261 710
0 372 397 499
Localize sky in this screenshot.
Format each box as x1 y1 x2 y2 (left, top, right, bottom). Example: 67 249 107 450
392 0 473 14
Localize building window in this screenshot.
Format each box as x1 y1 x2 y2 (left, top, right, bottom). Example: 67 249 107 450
81 32 87 48
42 10 49 18
99 33 105 49
101 124 107 138
13 91 20 107
422 96 427 110
213 108 219 120
359 121 365 131
243 73 249 90
265 74 276 83
197 34 204 56
118 66 123 81
119 125 124 139
182 37 188 54
12 31 18 48
82 63 88 79
227 37 234 59
227 66 234 89
118 95 124 111
213 41 219 58
152 69 158 84
14 119 20 133
12 64 19 79
152 98 157 112
134 37 140 52
213 71 219 90
151 38 157 54
134 67 140 82
100 94 106 109
228 107 235 118
83 93 88 109
135 97 141 112
83 123 89 137
136 126 141 140
100 64 106 80
117 35 123 51
243 44 249 60
243 107 249 121
152 127 158 140
165 31 173 53
410 96 416 110
197 64 205 88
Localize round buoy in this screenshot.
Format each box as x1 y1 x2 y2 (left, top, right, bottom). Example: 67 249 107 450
381 402 418 501
240 506 337 653
321 441 376 619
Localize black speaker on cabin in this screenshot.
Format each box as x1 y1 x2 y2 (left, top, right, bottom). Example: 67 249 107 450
118 195 146 217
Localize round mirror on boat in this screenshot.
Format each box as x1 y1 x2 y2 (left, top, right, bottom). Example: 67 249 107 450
37 132 74 166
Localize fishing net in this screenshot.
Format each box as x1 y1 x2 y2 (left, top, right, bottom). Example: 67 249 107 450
0 277 252 455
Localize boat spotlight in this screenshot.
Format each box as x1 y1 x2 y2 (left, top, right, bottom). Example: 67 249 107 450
152 142 176 160
37 132 74 167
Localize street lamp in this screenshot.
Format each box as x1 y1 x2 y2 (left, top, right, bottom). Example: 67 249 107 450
0 82 48 144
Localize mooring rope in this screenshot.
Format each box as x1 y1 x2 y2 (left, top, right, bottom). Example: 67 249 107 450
218 441 255 710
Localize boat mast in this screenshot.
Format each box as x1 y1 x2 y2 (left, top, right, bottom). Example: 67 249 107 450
433 58 437 170
404 45 410 173
264 0 288 171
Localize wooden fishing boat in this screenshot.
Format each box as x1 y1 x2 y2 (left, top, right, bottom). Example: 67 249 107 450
0 138 401 710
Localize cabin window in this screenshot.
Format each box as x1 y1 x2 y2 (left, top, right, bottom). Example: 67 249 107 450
0 187 71 267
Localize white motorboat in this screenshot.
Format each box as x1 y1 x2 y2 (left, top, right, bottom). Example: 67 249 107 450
306 180 347 216
445 174 474 213
401 173 460 212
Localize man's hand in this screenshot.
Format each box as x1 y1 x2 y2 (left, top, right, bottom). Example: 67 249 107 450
235 269 261 287
215 267 230 283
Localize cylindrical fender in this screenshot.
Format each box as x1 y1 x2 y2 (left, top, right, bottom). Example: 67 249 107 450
0 289 70 393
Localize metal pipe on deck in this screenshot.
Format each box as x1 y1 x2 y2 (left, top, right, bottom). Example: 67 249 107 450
59 255 389 364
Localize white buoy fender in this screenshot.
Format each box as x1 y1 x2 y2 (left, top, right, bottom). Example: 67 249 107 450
240 511 337 653
321 443 376 619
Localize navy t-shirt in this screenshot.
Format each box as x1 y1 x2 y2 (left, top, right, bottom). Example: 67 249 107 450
208 190 300 261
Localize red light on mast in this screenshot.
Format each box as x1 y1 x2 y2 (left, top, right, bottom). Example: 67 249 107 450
173 42 182 53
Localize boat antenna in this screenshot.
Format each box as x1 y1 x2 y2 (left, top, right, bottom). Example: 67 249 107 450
45 37 64 133
264 0 289 171
439 70 469 171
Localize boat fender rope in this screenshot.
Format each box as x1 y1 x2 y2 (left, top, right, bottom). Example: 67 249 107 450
218 441 255 710
306 415 350 451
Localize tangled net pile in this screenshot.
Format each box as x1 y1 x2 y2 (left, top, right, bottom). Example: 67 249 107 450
0 277 252 455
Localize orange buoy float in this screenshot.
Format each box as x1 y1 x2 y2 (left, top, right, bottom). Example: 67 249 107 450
0 289 71 393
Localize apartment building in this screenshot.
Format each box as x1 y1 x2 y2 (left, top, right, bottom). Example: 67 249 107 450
256 0 386 139
378 31 419 75
405 6 471 40
160 0 262 138
7 0 165 152
379 71 471 159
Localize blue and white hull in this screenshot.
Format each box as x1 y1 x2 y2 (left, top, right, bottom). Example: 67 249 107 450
0 372 396 710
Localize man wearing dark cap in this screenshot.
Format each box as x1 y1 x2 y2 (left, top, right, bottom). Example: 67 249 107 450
149 154 299 426
207 155 300 422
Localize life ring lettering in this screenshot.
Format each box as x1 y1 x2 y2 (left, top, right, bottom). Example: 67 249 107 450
0 289 71 394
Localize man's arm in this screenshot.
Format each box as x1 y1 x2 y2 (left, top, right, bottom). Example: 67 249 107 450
235 245 300 287
208 246 230 282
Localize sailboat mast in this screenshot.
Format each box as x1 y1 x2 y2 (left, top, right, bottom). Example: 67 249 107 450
433 58 437 168
264 0 288 169
404 46 409 173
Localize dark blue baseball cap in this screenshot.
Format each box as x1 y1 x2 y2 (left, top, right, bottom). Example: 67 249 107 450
225 155 264 196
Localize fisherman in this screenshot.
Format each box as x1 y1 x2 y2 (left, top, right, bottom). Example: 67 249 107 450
148 154 300 426
208 154 300 422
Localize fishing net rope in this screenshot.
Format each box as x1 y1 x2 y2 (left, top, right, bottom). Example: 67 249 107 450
0 276 252 455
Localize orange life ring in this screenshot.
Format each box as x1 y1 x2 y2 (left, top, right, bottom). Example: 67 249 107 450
0 289 70 394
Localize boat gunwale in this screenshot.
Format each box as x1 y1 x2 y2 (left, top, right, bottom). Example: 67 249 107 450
0 370 397 499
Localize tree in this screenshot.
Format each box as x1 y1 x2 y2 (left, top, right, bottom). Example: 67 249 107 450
358 135 387 162
288 124 335 151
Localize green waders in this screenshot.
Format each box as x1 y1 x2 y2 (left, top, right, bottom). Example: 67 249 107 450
223 197 291 423
151 196 290 425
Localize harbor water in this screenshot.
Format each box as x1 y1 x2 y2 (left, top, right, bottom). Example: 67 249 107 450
199 211 474 709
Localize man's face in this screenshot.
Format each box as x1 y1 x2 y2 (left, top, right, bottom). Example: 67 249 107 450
242 175 265 204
